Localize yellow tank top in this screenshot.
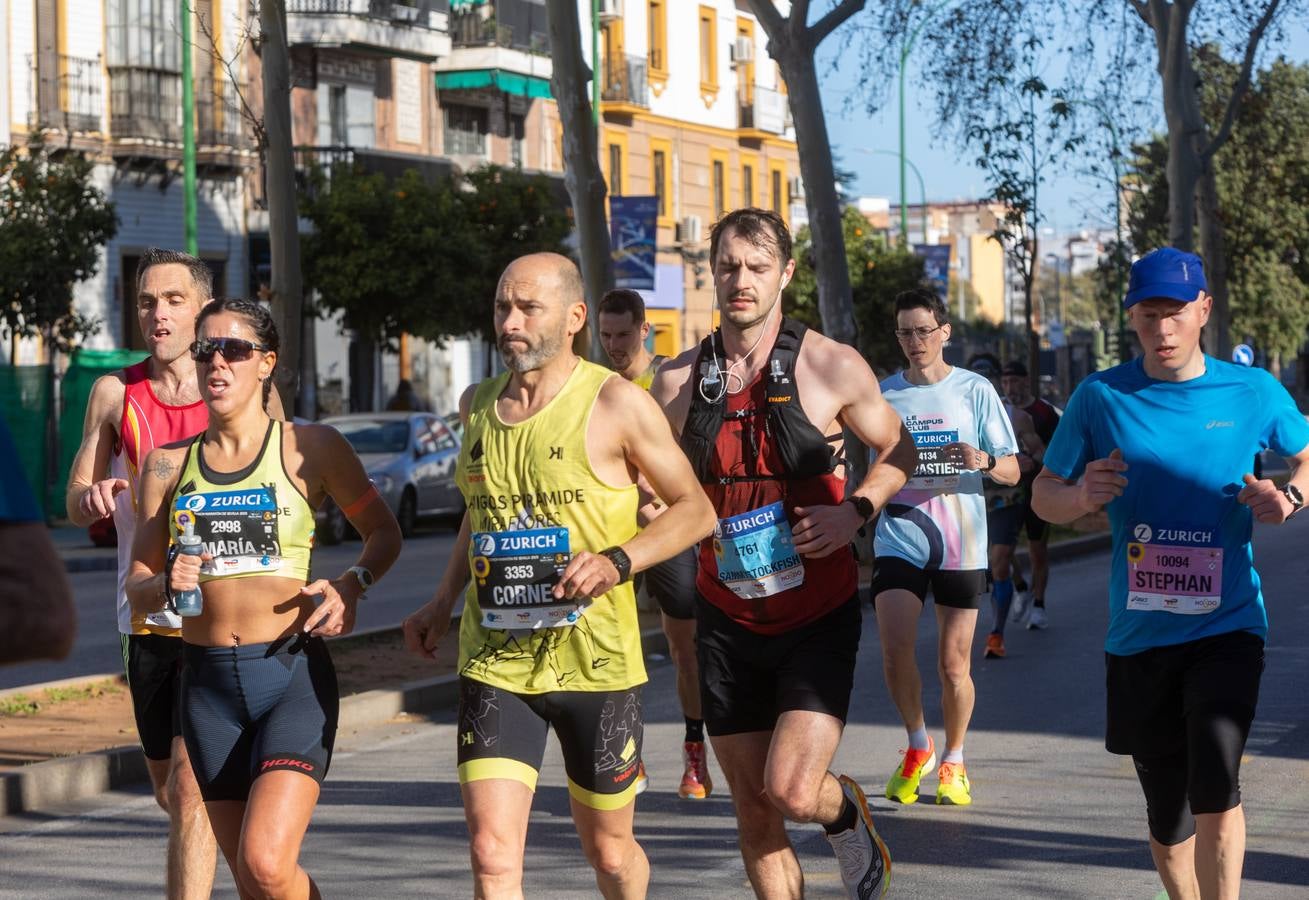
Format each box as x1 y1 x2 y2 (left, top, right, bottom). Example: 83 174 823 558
630 354 666 391
456 360 644 694
170 420 315 583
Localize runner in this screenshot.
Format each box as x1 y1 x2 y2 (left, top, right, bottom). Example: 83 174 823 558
968 355 1044 659
65 249 283 897
599 288 712 800
873 290 1020 807
1032 247 1309 900
650 208 916 898
402 253 714 899
126 297 402 898
1000 361 1061 629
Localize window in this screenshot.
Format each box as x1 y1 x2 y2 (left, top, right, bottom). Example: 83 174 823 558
650 136 673 227
317 83 374 148
606 129 629 195
741 157 756 208
609 144 623 194
648 0 668 82
698 6 718 100
444 104 488 156
771 166 783 214
712 159 725 219
736 18 755 106
106 0 182 139
653 150 667 218
511 114 526 169
769 160 788 224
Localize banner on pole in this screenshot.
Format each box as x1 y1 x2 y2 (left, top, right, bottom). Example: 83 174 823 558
913 244 951 299
610 196 658 290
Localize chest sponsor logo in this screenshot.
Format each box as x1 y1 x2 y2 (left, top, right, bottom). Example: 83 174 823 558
1205 420 1235 430
180 488 275 512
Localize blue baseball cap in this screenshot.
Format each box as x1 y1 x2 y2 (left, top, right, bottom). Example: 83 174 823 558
1124 248 1207 308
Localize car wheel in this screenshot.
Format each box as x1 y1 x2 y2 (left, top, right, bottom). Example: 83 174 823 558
319 503 347 546
398 488 417 538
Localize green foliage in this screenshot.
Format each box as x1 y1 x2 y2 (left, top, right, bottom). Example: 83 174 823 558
1126 51 1309 361
785 206 926 372
301 164 570 348
0 138 118 353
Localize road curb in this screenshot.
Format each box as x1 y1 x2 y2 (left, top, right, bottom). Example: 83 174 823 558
0 625 672 817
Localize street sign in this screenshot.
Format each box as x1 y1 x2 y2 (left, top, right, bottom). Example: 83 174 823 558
1232 343 1254 367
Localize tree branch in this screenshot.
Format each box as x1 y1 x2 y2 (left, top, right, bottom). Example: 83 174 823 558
1201 0 1283 162
808 0 866 48
1127 0 1150 23
748 0 786 37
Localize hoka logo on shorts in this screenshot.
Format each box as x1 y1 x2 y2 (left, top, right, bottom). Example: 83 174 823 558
182 489 274 512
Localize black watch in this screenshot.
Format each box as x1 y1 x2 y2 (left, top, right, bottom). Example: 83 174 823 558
981 451 997 472
845 495 876 523
600 546 633 584
1282 483 1304 518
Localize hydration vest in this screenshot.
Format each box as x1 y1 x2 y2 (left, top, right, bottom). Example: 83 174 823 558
679 318 837 485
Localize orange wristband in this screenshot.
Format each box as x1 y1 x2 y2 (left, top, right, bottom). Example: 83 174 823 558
341 484 380 519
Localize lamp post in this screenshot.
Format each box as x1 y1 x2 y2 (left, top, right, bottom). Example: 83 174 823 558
854 148 927 243
181 0 197 255
899 0 953 245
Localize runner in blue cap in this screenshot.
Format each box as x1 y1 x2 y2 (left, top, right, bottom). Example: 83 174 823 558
1032 247 1309 900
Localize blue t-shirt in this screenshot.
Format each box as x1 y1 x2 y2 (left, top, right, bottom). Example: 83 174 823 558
874 367 1018 570
0 418 41 522
1043 356 1309 656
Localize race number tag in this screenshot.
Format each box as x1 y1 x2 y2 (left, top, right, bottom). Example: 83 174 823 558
1125 522 1223 614
471 526 578 629
713 501 805 599
903 413 959 490
173 487 283 576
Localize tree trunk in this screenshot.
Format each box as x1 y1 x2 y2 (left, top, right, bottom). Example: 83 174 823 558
778 49 856 348
545 0 612 362
1026 240 1041 401
259 0 304 415
1196 163 1231 358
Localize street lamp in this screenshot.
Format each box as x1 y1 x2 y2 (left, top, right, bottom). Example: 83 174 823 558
853 148 927 244
899 0 954 244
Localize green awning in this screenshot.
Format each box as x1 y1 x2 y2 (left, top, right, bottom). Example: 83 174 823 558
448 0 488 8
435 69 552 99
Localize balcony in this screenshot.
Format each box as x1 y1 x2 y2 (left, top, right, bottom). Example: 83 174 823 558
109 67 181 144
286 0 450 62
738 85 789 140
28 54 104 133
601 55 648 112
437 0 552 86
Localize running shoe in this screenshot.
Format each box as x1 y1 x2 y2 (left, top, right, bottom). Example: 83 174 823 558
1009 590 1030 624
1027 606 1048 630
679 741 713 799
826 775 891 898
935 761 972 806
984 633 1006 659
884 734 936 804
1013 572 1028 593
634 761 649 795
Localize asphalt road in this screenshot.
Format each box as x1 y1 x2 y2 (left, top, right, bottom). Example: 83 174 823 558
3 523 1307 897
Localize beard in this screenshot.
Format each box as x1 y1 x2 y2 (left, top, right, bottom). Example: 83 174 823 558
498 327 565 373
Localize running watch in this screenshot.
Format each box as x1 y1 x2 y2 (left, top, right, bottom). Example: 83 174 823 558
347 565 375 590
1281 484 1304 518
844 495 876 523
600 546 632 584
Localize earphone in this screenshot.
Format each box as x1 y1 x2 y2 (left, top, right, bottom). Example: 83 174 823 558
698 272 791 404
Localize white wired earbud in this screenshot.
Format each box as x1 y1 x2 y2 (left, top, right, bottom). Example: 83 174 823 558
698 289 782 403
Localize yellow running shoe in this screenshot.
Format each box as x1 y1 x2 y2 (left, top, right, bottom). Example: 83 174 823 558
884 735 936 804
935 761 972 806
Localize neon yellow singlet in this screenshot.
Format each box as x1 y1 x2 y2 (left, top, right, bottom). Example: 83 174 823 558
630 354 666 391
170 420 315 582
456 360 645 694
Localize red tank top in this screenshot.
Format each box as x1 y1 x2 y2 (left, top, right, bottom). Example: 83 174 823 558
697 373 857 634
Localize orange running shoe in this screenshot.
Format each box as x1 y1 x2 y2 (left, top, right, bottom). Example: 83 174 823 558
885 735 936 803
678 741 713 799
984 633 1006 659
935 761 972 805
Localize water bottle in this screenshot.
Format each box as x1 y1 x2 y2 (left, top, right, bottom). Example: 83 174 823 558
173 521 204 617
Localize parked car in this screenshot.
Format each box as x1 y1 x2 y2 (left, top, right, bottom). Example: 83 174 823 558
315 412 463 542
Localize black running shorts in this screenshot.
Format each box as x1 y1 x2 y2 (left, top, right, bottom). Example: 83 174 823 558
870 556 986 610
121 632 185 761
456 677 645 810
986 504 1025 548
635 547 696 620
181 635 339 802
696 594 861 736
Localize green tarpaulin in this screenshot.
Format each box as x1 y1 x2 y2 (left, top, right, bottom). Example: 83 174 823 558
435 68 552 99
56 349 148 517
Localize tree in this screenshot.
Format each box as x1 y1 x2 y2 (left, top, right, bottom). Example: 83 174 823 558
0 138 118 362
785 206 925 371
1126 52 1309 374
750 0 867 347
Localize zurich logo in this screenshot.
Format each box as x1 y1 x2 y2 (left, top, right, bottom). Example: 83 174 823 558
182 495 207 511
476 534 496 555
1134 524 1153 543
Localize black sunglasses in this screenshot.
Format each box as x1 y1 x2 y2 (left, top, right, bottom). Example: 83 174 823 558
190 337 270 363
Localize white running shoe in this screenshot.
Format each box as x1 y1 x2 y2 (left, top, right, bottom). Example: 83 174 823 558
1027 606 1048 630
826 775 891 899
1009 590 1030 624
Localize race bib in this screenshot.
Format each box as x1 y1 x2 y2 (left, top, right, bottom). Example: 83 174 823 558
471 526 579 629
173 487 283 576
1125 522 1223 615
903 413 960 490
713 501 805 599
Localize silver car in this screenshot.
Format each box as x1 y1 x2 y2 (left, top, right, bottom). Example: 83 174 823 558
315 412 463 542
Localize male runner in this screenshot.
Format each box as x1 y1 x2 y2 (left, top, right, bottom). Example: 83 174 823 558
1032 247 1309 900
66 248 283 898
873 290 1020 807
598 288 712 800
651 208 917 899
968 355 1044 659
402 253 715 899
1000 360 1060 628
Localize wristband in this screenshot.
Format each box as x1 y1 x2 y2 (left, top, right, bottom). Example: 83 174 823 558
163 544 180 613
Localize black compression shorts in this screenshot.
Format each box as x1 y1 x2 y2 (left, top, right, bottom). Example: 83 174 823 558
871 556 986 610
456 677 644 810
122 632 185 761
181 635 338 802
695 594 861 736
635 547 696 620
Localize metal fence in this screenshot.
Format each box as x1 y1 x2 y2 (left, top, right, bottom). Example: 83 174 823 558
28 54 103 133
287 0 435 26
602 55 648 107
450 0 548 51
109 67 181 142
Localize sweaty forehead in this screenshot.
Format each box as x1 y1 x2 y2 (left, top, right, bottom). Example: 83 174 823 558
140 264 199 299
201 314 255 340
497 274 559 303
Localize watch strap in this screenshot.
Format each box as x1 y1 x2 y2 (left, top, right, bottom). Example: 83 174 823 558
347 565 375 590
981 451 997 472
600 546 632 584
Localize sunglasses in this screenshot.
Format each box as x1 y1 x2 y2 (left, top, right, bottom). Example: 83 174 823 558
190 338 270 363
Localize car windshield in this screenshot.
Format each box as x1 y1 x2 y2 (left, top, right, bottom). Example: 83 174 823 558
331 419 410 454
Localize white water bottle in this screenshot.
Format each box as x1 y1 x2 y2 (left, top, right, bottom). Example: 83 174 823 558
173 521 204 617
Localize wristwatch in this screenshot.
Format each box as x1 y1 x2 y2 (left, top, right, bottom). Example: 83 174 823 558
600 546 633 584
1281 484 1304 518
347 565 375 591
981 451 997 472
844 495 876 523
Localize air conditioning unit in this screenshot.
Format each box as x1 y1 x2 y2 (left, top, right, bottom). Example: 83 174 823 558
788 176 804 200
598 0 623 21
677 214 704 245
730 36 754 65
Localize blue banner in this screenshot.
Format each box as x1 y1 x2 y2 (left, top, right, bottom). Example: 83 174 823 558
610 195 658 290
913 244 951 299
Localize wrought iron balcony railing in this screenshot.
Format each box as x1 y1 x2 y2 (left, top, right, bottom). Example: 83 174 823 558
29 54 103 132
602 54 648 107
